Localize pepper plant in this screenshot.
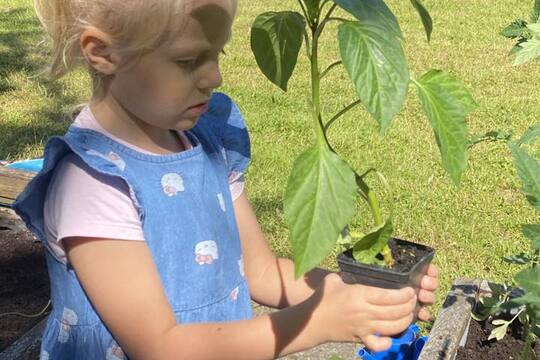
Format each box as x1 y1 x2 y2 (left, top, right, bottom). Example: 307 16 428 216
250 0 477 277
470 4 540 358
501 0 540 66
472 125 540 359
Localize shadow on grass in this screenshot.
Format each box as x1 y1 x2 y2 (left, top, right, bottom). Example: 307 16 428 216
250 196 284 219
0 7 44 91
0 7 78 159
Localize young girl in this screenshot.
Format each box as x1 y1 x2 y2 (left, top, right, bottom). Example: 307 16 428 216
14 0 439 358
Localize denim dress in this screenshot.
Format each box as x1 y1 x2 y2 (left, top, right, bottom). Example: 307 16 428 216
13 93 253 359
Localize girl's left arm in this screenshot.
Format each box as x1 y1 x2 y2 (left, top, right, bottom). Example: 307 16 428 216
234 191 330 308
234 191 439 316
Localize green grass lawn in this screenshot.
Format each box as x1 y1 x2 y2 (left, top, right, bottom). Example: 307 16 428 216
1 0 539 319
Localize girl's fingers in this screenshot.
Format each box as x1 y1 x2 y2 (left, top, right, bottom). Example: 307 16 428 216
418 289 436 304
368 295 417 321
362 334 392 352
364 286 415 306
417 307 432 322
427 264 438 277
421 274 438 291
371 313 415 336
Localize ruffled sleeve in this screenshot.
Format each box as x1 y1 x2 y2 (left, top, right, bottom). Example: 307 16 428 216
203 93 251 198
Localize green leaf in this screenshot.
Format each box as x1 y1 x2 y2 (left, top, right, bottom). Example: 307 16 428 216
250 12 306 91
409 0 433 42
469 130 512 148
522 224 540 251
530 23 540 37
513 293 540 308
509 143 540 211
515 267 540 297
488 320 510 341
284 145 357 278
503 253 532 265
501 19 529 39
334 0 402 38
513 37 540 65
352 218 393 264
488 282 509 296
303 0 321 23
532 0 540 23
473 294 504 321
338 21 409 133
513 293 540 320
414 70 476 186
517 123 540 146
510 44 525 56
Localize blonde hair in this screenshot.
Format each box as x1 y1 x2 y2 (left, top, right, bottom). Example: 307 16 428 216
34 0 187 98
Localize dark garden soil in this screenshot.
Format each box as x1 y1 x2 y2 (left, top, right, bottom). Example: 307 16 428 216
387 238 430 273
456 318 540 359
0 227 50 353
341 238 432 273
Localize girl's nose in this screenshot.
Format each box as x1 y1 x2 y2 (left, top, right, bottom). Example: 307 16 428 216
197 60 223 90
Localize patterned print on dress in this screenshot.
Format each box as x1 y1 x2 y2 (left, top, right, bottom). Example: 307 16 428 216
40 350 50 360
229 286 239 301
221 147 228 164
161 173 185 197
238 255 245 277
106 343 127 360
217 193 226 212
195 240 219 265
57 308 78 343
228 170 242 184
86 150 126 171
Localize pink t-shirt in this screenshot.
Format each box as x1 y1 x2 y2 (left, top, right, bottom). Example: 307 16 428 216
44 106 245 263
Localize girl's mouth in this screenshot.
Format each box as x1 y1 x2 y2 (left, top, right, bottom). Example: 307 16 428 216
187 102 209 115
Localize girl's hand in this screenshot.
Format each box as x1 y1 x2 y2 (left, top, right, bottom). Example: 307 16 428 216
307 273 417 352
417 264 439 322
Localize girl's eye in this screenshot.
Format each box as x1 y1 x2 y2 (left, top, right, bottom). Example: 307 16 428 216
176 59 197 67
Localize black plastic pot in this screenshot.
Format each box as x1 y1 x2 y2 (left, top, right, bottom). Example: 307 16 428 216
337 238 435 290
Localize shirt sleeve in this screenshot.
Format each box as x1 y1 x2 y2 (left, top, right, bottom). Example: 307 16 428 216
44 154 144 263
204 92 251 201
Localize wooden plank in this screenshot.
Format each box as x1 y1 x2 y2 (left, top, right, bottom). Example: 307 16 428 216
0 168 35 206
418 278 481 360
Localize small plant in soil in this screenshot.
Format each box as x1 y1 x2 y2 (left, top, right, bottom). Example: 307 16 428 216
471 125 540 359
250 0 476 281
501 0 540 66
466 4 540 357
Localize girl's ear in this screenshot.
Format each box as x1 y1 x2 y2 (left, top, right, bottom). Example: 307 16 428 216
80 28 119 75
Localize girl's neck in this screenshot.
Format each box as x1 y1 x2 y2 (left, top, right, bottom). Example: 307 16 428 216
89 94 186 155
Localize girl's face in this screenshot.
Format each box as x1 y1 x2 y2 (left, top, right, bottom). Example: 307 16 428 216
108 0 237 132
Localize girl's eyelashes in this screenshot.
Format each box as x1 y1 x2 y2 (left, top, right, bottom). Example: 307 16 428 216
175 50 225 68
175 59 198 67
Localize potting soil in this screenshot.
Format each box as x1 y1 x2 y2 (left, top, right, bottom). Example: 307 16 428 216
456 318 540 359
0 228 49 352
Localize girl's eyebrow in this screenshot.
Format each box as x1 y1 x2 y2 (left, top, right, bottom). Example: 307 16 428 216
169 35 231 55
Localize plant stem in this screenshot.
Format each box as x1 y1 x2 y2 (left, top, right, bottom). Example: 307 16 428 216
355 174 384 226
324 99 361 131
327 17 349 23
310 14 327 147
320 60 343 79
356 173 393 264
315 4 338 40
296 0 311 26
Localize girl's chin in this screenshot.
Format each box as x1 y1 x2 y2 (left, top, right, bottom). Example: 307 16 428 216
172 116 200 131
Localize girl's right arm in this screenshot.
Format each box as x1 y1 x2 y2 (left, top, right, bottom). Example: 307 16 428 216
64 237 417 359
